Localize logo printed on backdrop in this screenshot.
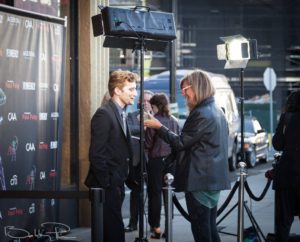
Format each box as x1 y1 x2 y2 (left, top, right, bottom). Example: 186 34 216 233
51 112 59 120
7 15 20 25
39 112 48 120
24 19 33 29
26 165 36 189
29 203 35 214
53 83 59 92
22 112 38 121
10 174 18 186
5 80 20 90
23 81 36 91
8 207 23 217
25 143 35 152
23 50 35 59
39 82 49 90
39 142 48 150
40 171 46 180
7 136 18 162
50 141 57 149
54 25 61 35
40 52 47 61
8 112 17 121
6 48 19 58
49 169 57 177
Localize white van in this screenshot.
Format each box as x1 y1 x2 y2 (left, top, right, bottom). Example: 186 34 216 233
142 69 240 171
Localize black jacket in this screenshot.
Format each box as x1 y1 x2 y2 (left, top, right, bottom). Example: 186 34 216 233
272 111 300 189
85 100 133 188
158 97 231 192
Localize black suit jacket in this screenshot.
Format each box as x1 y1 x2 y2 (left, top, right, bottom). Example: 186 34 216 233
85 100 133 188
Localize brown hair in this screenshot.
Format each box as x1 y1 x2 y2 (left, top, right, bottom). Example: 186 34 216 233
150 93 170 117
108 70 139 97
180 69 215 105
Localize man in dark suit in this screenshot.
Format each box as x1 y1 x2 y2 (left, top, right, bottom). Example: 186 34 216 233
85 70 138 242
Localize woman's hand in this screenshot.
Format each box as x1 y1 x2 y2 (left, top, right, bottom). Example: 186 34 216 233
144 114 163 129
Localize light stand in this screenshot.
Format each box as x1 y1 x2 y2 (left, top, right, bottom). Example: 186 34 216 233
217 34 258 242
91 5 176 242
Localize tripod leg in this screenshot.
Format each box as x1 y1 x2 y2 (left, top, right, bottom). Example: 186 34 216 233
217 202 239 226
244 202 267 242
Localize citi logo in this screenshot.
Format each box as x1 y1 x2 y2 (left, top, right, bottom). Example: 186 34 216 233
50 141 58 149
10 175 18 186
8 207 23 217
39 22 49 32
26 143 35 152
39 142 48 150
40 171 46 180
8 112 17 121
23 50 35 59
39 82 49 90
6 49 19 58
22 112 38 121
7 16 20 25
51 112 59 120
39 113 48 120
29 203 35 214
26 175 34 185
5 80 20 89
25 19 33 29
23 82 36 91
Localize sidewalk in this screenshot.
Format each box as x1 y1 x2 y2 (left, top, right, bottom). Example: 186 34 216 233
69 167 300 242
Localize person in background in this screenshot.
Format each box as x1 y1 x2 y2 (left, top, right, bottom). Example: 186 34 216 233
85 70 138 242
272 90 300 242
125 90 154 232
145 93 180 239
144 69 230 242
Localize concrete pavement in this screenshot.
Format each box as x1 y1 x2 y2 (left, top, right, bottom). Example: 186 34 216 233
69 165 300 242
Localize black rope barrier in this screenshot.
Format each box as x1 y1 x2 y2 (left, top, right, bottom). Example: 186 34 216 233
244 179 272 202
172 194 191 222
217 180 240 216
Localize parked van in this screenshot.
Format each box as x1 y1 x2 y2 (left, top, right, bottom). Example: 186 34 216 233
142 69 240 171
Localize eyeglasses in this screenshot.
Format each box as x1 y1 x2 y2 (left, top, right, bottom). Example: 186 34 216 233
181 85 192 94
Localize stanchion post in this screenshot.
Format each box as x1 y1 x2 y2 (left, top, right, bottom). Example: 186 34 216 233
90 188 105 242
237 162 247 242
163 173 174 242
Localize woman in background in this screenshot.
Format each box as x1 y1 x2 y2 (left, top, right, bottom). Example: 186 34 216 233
145 93 180 239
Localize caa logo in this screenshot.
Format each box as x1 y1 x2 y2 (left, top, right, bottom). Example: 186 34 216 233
6 49 19 58
29 203 35 214
10 175 18 186
40 53 46 62
8 112 17 121
40 171 46 180
25 19 33 29
23 82 36 91
26 143 35 152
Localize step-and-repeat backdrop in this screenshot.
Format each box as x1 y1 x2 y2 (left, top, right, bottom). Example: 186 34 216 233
0 5 66 240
